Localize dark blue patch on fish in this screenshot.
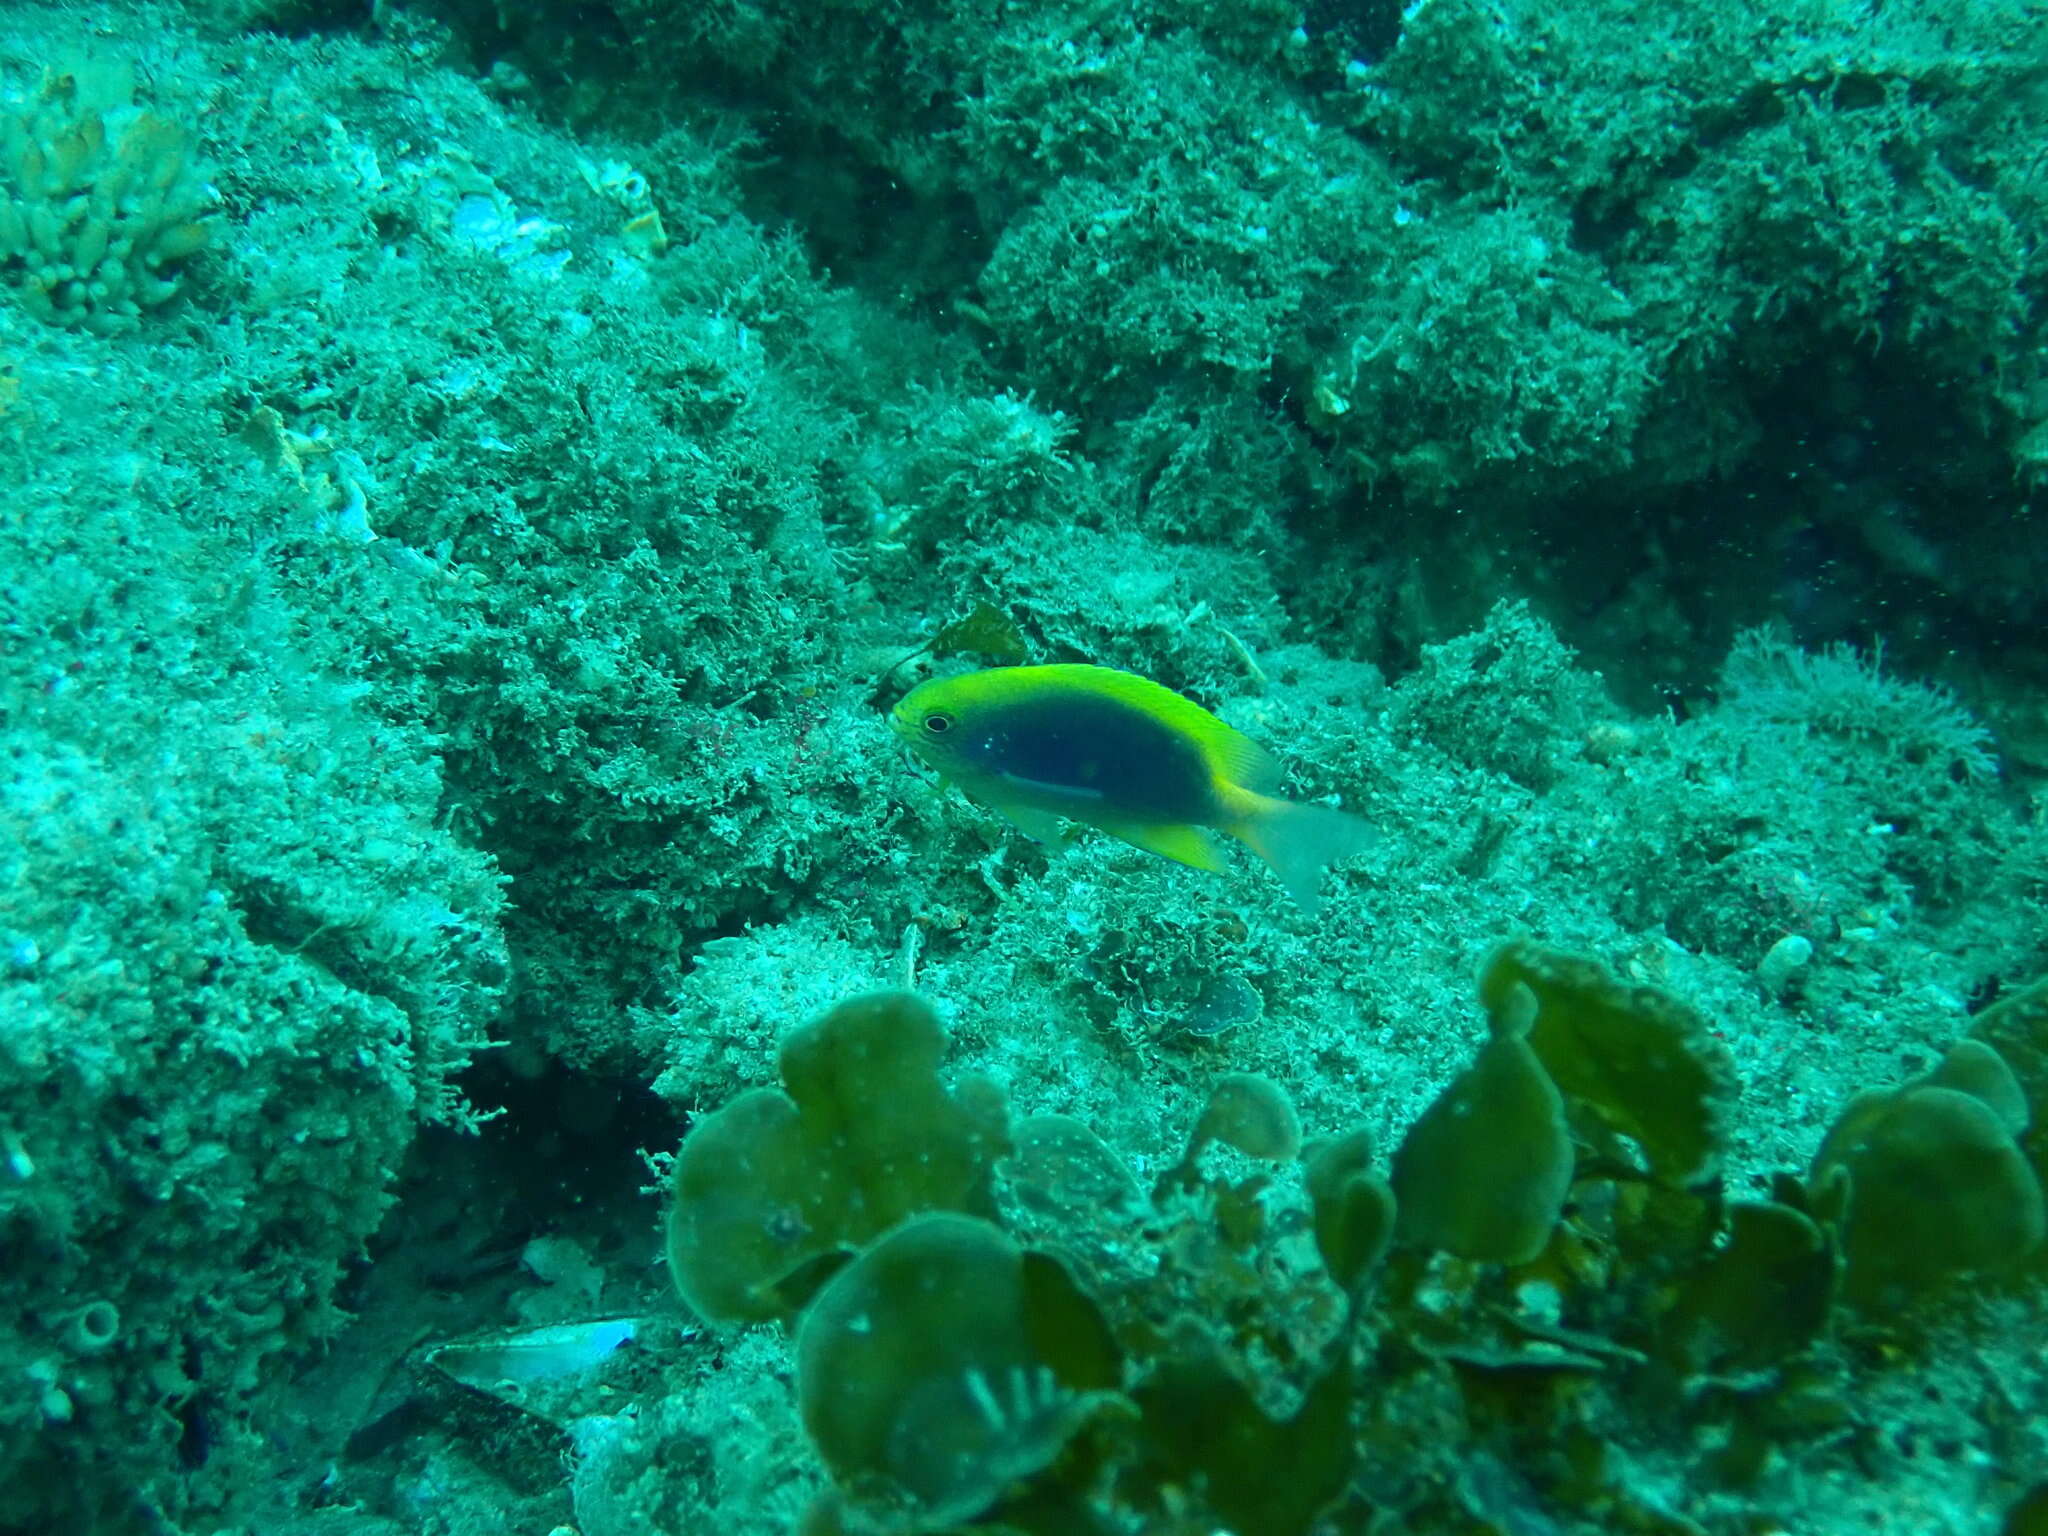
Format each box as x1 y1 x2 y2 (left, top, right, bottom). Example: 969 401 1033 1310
959 690 1216 822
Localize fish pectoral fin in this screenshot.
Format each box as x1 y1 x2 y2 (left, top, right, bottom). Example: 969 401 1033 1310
997 801 1070 845
997 770 1106 804
1095 818 1229 874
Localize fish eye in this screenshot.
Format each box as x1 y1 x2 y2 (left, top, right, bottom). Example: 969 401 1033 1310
923 711 954 735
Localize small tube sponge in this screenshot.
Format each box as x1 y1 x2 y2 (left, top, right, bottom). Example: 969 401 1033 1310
64 1300 120 1355
0 62 211 334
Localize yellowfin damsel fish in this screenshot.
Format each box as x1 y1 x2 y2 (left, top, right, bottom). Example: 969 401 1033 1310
890 663 1372 913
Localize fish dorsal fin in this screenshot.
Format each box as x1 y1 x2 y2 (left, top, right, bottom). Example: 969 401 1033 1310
1027 664 1283 794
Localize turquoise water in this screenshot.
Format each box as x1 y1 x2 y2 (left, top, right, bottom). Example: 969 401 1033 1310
2 0 2045 1530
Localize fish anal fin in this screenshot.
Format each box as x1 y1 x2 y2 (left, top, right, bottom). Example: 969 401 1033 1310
997 800 1069 845
1096 817 1229 874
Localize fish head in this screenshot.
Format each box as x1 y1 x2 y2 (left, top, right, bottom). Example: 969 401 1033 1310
889 673 981 775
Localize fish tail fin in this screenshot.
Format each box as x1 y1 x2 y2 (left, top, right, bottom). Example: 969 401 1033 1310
1228 793 1375 916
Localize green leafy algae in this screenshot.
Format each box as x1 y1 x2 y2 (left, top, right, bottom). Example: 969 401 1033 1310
878 601 1031 699
1664 1200 1836 1374
795 1213 1120 1528
1158 1071 1303 1199
2005 1482 2048 1536
660 957 2048 1533
1302 1128 1398 1297
666 991 1008 1325
1191 1072 1302 1162
1808 1038 2045 1305
1970 973 2048 1188
1390 983 1574 1266
1129 1319 1355 1536
1480 939 1736 1186
1003 1114 1147 1228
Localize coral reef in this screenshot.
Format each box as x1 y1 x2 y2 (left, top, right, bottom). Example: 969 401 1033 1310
0 300 505 1523
0 0 2044 1530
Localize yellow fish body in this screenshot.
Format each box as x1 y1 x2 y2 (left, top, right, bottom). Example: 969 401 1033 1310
890 663 1370 913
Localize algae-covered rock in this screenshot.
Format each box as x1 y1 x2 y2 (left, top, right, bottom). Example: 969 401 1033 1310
0 442 507 1525
667 992 1009 1325
1390 990 1574 1265
1479 940 1736 1186
1809 1039 2045 1305
795 1213 1121 1526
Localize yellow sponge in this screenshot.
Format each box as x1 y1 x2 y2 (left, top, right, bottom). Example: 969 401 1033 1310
0 63 211 334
